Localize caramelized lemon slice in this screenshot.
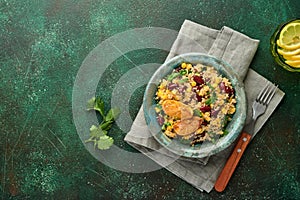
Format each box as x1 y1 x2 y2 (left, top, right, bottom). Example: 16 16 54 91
173 116 202 136
161 100 193 120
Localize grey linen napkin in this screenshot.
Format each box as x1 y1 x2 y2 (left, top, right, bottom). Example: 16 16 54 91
124 20 285 192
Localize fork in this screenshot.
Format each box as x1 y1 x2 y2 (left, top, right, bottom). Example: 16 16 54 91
214 82 278 192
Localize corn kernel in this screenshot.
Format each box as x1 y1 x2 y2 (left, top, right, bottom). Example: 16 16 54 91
204 86 210 91
181 62 187 68
228 106 236 114
199 89 206 96
186 63 192 70
221 107 227 114
166 126 173 131
191 81 197 87
223 78 229 84
164 130 176 138
157 90 164 98
217 130 223 135
203 112 211 121
230 98 236 104
196 127 204 134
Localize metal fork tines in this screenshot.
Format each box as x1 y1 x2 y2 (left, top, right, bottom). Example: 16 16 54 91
247 83 278 134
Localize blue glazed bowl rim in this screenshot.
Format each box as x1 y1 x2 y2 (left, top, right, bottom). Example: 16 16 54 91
143 53 247 158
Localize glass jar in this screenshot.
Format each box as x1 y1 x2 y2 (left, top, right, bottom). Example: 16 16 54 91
270 18 300 72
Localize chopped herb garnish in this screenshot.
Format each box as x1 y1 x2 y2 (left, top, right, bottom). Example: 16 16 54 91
165 122 171 126
156 104 162 109
205 98 211 105
223 130 229 136
167 72 180 81
180 70 187 75
178 78 189 83
193 109 202 117
211 92 217 103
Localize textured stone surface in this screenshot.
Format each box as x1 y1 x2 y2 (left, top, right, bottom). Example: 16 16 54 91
0 0 299 199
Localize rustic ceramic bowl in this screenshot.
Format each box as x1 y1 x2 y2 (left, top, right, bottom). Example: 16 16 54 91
143 53 247 158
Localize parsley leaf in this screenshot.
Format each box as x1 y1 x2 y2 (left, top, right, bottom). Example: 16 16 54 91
105 108 121 122
86 96 105 118
85 96 120 150
95 97 105 117
89 125 107 139
97 136 114 150
87 97 96 110
100 121 113 131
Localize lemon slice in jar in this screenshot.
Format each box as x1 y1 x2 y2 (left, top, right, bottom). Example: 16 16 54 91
275 21 300 69
285 60 300 68
277 47 300 56
276 22 300 50
282 54 300 60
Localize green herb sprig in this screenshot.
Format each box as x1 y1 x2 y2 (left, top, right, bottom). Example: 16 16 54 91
85 97 120 150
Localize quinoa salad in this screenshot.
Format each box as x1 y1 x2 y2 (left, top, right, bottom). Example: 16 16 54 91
155 62 236 145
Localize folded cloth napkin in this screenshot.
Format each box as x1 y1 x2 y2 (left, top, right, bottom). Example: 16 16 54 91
124 20 285 192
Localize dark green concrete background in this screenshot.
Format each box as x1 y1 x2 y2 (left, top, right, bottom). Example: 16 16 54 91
1 0 299 199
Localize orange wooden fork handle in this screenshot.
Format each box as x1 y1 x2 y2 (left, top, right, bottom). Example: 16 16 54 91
214 132 252 192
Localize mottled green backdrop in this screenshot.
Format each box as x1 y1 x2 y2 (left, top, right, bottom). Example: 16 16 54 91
1 0 299 199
